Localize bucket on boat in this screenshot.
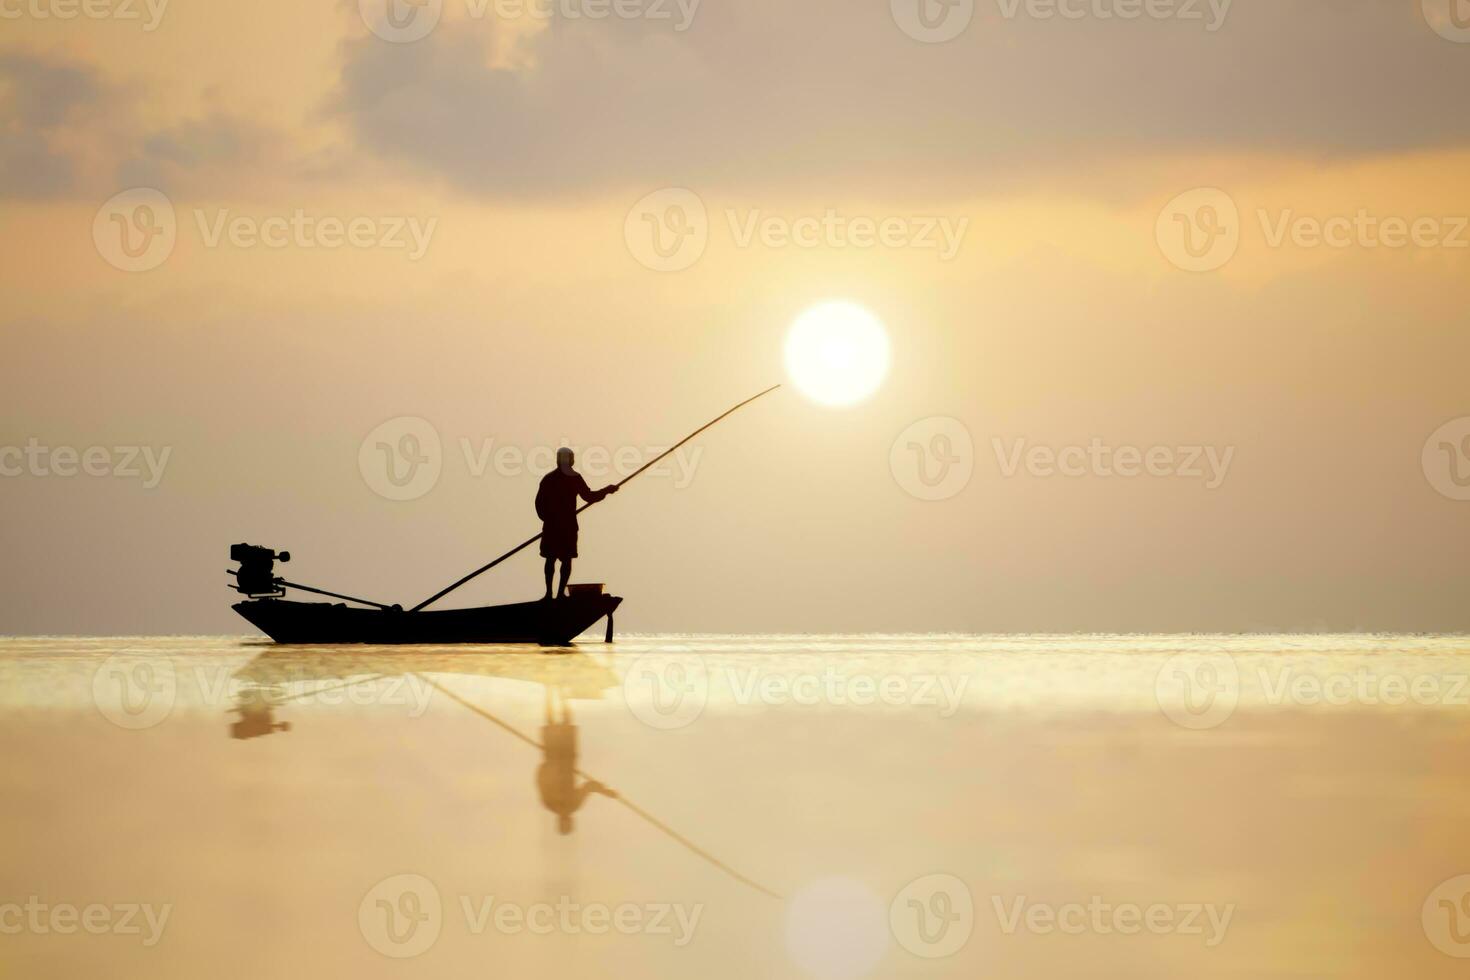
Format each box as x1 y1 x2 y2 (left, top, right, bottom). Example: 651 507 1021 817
568 583 604 597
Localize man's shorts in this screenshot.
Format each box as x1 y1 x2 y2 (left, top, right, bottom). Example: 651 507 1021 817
540 524 578 560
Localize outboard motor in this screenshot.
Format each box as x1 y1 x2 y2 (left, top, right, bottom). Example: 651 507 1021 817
230 543 290 598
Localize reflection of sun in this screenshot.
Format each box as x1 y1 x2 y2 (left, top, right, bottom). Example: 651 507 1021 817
783 877 889 980
784 301 891 407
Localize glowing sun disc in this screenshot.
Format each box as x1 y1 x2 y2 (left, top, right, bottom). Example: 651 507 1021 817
783 302 891 407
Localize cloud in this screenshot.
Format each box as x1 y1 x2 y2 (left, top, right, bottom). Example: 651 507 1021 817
116 113 290 193
0 50 116 197
0 48 311 201
332 0 1470 198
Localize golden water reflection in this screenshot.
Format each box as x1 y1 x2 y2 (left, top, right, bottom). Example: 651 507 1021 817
2 634 1469 979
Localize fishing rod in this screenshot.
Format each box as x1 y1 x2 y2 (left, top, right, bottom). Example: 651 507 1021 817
278 580 394 611
410 385 782 613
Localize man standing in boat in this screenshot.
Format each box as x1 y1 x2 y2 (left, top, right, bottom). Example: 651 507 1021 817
536 447 618 600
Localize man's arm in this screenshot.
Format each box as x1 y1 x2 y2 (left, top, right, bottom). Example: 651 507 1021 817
577 476 620 504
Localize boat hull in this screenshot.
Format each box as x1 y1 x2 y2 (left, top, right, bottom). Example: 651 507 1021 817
233 595 622 646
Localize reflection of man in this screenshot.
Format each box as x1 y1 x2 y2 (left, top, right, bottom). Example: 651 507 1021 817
535 448 618 600
537 687 616 835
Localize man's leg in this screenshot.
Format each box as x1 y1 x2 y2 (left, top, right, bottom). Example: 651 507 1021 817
543 558 556 600
557 559 572 599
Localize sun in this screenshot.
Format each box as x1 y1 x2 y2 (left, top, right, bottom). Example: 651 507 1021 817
783 301 891 407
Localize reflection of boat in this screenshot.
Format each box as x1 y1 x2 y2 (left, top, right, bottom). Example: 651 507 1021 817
226 648 782 897
232 594 622 646
229 647 621 739
232 647 622 696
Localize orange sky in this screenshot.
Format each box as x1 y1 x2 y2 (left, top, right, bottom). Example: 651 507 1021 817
2 0 1469 633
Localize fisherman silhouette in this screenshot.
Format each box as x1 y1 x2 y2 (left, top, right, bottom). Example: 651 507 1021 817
535 448 618 601
537 686 616 835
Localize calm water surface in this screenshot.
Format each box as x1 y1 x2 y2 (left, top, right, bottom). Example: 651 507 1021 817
2 634 1468 978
